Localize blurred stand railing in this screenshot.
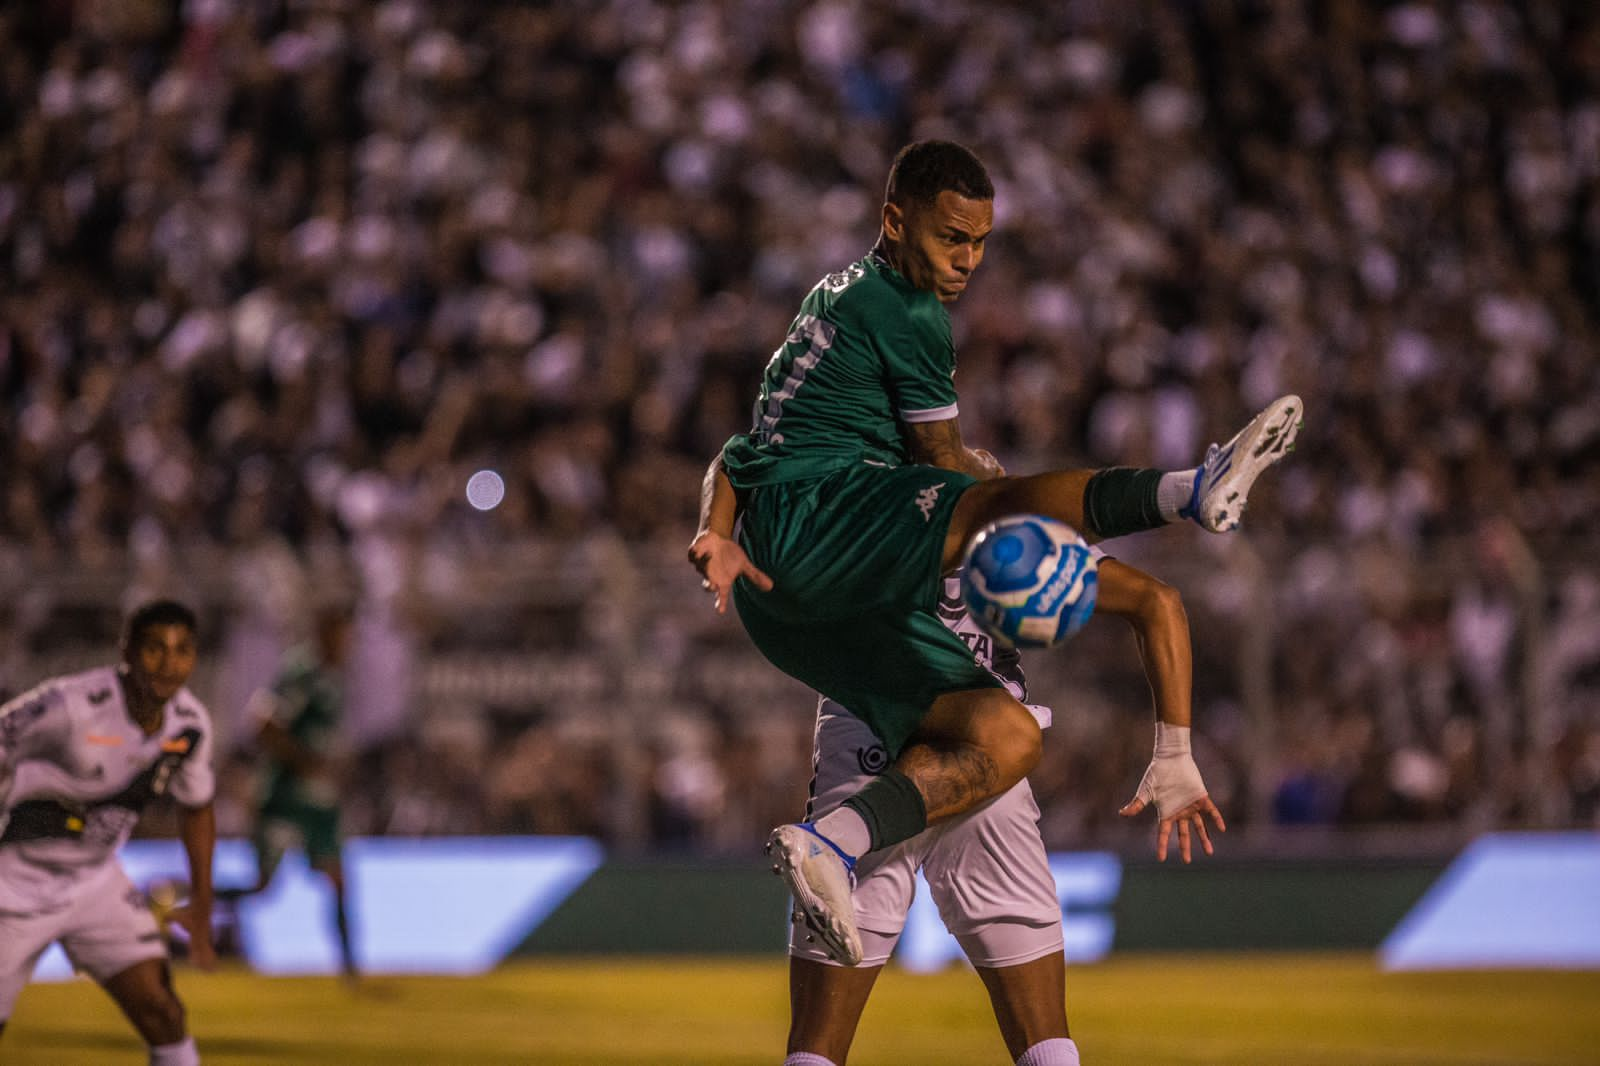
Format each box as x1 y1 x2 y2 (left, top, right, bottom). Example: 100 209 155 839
2 525 1596 855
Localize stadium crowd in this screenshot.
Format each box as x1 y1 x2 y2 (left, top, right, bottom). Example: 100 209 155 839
2 0 1597 853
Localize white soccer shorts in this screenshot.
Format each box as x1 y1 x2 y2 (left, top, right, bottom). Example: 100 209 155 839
788 705 1064 970
0 860 166 1019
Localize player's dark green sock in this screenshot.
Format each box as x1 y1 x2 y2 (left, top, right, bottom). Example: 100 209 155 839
841 768 927 851
1083 467 1166 539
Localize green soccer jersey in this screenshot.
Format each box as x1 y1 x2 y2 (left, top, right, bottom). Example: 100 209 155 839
260 648 343 811
721 251 960 488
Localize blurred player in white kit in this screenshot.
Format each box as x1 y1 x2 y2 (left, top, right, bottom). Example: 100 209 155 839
0 599 217 1066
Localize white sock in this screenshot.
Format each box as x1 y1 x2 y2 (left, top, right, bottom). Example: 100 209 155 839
783 1054 837 1066
810 807 871 860
1156 469 1199 522
1016 1037 1080 1065
150 1036 200 1066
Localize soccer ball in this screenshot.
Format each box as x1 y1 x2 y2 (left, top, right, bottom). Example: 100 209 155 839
961 515 1099 649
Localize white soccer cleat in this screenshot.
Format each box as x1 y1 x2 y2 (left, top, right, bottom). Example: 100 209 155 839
1189 394 1304 533
766 823 862 966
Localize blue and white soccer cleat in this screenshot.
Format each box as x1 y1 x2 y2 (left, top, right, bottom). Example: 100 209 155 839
766 822 862 966
1186 394 1304 533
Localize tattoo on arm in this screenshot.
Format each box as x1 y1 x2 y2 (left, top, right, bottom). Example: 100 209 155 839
903 418 996 479
904 418 965 468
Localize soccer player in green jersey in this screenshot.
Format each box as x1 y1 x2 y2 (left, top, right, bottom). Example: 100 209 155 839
691 140 1300 970
224 604 358 980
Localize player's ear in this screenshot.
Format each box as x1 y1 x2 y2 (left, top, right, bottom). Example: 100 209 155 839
882 200 905 242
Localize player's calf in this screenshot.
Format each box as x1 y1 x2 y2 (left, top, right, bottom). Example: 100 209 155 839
808 689 1041 865
907 688 1041 822
103 960 187 1045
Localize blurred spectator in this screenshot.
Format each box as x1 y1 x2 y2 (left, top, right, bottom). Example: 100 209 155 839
1 1 1598 851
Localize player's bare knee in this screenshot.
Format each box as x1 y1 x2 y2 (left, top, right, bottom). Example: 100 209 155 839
977 701 1041 786
997 718 1042 786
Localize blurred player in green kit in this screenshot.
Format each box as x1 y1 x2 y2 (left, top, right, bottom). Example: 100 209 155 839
225 604 358 980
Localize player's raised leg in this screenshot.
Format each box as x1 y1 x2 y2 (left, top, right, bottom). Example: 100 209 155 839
776 686 1041 965
941 394 1304 567
894 688 1043 824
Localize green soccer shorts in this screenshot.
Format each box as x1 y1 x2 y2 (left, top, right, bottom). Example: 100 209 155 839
255 799 342 878
734 462 1004 756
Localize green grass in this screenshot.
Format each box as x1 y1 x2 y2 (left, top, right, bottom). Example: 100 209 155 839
6 954 1598 1065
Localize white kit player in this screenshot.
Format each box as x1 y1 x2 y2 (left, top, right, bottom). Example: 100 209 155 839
783 556 1221 1066
0 600 216 1066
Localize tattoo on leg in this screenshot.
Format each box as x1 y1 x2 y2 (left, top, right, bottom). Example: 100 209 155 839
903 742 1001 821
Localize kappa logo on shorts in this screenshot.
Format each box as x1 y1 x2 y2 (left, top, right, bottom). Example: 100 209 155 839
915 482 946 521
856 744 889 775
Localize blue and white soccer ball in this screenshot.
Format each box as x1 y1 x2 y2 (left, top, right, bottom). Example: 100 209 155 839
961 515 1099 649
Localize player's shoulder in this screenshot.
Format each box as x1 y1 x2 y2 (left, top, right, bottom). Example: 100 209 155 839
1 668 112 740
838 258 949 351
820 254 912 322
47 666 119 712
167 687 214 734
0 676 66 732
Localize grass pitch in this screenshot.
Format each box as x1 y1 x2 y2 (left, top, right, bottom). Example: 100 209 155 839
6 954 1597 1065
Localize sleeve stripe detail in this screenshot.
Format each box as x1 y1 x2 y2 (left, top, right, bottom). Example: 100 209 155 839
898 403 959 423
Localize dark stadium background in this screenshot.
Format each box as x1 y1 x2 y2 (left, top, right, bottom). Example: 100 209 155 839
1 0 1597 1040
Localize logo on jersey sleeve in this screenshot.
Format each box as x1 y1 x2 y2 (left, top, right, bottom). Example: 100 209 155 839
915 482 946 521
815 261 867 294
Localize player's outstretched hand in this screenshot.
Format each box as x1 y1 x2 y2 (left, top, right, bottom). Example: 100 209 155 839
1120 791 1226 863
687 530 774 614
168 902 217 971
1118 737 1227 863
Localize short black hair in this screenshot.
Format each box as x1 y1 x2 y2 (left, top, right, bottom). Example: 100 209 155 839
885 140 994 208
123 599 198 647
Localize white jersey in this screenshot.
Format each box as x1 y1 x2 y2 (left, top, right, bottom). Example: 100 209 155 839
0 667 215 914
811 575 1050 780
929 576 1049 728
